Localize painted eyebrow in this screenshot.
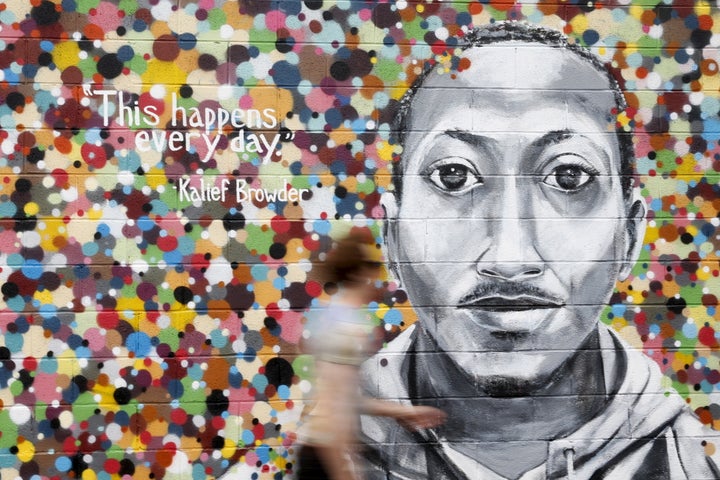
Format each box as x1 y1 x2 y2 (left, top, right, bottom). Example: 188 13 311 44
444 130 494 148
443 129 575 149
528 129 574 149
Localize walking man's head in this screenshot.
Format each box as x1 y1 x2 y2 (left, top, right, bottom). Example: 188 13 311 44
382 22 647 392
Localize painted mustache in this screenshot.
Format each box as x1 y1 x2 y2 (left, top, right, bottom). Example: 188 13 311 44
458 282 565 311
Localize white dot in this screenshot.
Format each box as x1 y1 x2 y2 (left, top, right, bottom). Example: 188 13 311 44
220 25 234 39
9 405 31 425
150 84 166 99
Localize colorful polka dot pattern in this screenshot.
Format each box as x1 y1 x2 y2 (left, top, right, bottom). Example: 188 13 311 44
0 0 718 478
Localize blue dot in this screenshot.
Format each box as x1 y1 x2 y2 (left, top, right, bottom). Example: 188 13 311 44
178 33 197 50
583 29 600 46
127 331 153 357
21 259 42 280
55 456 72 472
117 45 134 62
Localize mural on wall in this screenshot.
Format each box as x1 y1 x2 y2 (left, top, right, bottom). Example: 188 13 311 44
0 0 718 479
360 21 720 480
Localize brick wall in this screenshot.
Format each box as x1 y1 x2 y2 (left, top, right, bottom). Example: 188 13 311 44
0 1 718 479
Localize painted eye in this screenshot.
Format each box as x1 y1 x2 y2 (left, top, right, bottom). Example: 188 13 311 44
543 164 595 191
424 159 483 193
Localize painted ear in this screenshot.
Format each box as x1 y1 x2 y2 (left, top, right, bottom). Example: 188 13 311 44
619 195 647 280
381 191 400 280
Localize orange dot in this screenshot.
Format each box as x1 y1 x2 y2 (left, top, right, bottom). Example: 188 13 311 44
640 10 656 26
84 23 104 41
468 2 483 15
698 15 713 31
489 0 513 11
54 136 72 154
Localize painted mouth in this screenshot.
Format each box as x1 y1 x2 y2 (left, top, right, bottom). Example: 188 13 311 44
458 295 564 312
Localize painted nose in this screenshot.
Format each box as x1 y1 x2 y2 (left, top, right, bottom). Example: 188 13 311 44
476 185 544 281
477 261 543 281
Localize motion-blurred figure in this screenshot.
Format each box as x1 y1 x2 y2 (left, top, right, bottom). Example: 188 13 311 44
296 230 446 480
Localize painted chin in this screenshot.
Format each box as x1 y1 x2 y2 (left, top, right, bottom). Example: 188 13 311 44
465 350 573 395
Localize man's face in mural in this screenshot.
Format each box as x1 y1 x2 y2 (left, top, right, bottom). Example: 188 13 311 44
384 43 645 391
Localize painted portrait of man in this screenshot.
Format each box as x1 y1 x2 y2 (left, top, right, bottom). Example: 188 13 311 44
360 22 720 480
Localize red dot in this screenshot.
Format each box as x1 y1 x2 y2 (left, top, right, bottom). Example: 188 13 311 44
305 281 322 298
104 459 121 474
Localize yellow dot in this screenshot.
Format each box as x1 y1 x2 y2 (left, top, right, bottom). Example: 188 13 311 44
82 469 98 480
16 440 35 463
24 202 39 216
416 4 424 13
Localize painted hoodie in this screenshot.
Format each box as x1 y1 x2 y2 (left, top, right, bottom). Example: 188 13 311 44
359 325 720 480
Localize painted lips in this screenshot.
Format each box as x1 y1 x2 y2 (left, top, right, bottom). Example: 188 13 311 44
457 294 564 312
457 287 566 335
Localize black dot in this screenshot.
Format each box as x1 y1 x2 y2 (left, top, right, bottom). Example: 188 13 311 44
206 390 229 415
31 0 60 26
27 147 45 164
113 387 132 405
330 61 351 81
15 178 32 192
174 286 193 304
667 297 687 314
264 317 279 330
179 84 193 98
198 53 219 71
38 52 53 67
269 243 286 260
211 436 225 449
265 357 294 387
304 0 323 9
78 36 93 52
97 53 124 79
275 38 294 54
1 282 19 298
222 212 245 231
6 92 25 110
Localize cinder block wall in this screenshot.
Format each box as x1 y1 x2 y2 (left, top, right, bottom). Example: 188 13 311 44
0 1 718 479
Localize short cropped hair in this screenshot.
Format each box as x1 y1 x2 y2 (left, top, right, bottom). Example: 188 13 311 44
390 21 635 202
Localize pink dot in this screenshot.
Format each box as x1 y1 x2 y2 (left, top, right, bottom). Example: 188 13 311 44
265 11 287 32
239 95 253 109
